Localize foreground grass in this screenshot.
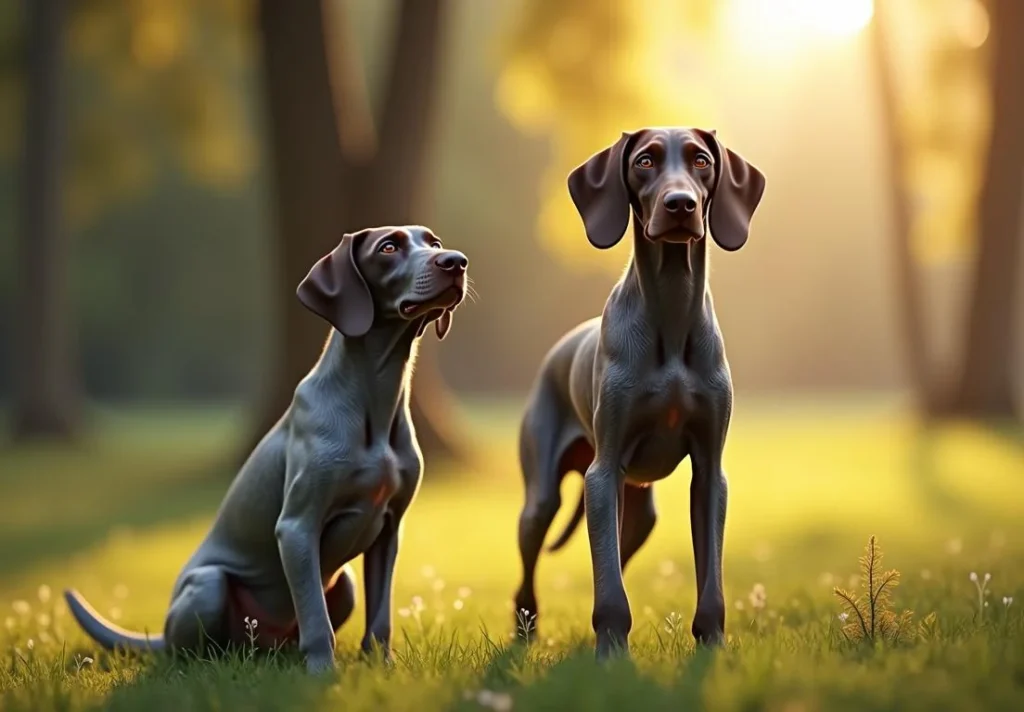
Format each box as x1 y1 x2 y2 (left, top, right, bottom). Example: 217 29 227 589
1 400 1023 711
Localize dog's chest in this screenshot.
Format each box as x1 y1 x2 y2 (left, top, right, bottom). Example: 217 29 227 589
641 362 699 425
356 447 403 507
625 363 700 482
318 447 403 572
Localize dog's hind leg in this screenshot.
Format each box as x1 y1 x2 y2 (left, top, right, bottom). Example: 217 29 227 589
619 485 657 572
324 566 356 632
164 565 230 654
514 382 589 638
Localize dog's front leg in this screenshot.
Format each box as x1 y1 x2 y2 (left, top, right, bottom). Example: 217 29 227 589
586 379 633 660
688 416 729 646
276 466 336 675
360 511 401 662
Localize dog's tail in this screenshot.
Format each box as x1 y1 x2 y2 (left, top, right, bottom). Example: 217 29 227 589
546 489 585 553
64 589 166 652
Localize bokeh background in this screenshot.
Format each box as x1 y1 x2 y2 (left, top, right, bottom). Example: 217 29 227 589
2 0 1022 448
0 0 1022 684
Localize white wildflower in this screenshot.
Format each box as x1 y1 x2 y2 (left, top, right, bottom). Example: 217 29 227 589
477 690 513 712
748 583 767 610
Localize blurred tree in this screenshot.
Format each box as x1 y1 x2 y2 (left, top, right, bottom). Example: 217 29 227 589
872 0 1020 422
61 0 257 227
495 0 716 274
948 0 1022 420
12 0 80 440
1 0 260 424
252 0 468 464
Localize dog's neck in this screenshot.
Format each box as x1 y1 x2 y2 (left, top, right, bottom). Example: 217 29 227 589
317 318 423 426
623 216 709 353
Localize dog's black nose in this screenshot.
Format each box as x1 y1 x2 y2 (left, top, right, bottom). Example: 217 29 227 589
664 191 697 214
435 250 468 273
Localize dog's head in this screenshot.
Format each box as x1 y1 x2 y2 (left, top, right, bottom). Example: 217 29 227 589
567 127 765 251
296 225 468 340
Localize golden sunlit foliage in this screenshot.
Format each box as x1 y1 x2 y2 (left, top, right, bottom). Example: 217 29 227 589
889 0 991 264
496 0 718 272
0 0 257 229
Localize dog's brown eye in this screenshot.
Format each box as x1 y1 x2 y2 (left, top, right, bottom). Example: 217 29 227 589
635 154 654 169
694 154 711 169
430 242 442 250
379 241 397 254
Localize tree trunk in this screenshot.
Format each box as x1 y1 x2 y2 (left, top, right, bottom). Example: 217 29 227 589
248 0 468 465
947 0 1024 421
868 1 944 417
12 0 80 441
250 0 347 444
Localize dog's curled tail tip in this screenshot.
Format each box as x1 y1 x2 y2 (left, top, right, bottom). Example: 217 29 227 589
63 588 166 653
545 490 586 553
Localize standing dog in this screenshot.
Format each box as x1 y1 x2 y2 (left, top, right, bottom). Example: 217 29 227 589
513 128 765 658
65 226 469 674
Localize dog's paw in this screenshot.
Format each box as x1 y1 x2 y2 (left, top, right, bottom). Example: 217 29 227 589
305 652 337 675
691 604 726 647
595 634 631 663
692 614 724 647
360 639 394 667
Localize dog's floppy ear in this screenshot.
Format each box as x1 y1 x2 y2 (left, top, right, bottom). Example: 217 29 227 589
567 131 636 249
434 309 453 340
296 230 374 338
700 130 766 251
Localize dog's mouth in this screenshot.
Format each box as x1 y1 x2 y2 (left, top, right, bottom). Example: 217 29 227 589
645 226 705 244
399 285 464 318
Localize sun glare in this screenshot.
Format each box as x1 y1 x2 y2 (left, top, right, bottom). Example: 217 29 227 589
727 0 875 57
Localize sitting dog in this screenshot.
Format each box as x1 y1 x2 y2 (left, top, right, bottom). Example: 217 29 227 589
66 226 469 674
513 128 765 658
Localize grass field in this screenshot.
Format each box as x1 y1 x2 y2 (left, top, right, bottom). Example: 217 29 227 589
1 400 1023 711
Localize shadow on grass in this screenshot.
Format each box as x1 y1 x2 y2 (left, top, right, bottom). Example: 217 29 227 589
91 650 327 712
907 419 1024 524
453 642 716 712
0 459 229 580
907 427 961 521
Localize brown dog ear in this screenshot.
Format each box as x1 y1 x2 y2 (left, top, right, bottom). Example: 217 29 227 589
700 131 766 251
296 231 374 338
434 309 453 340
567 131 636 249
